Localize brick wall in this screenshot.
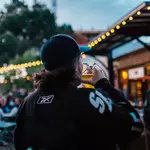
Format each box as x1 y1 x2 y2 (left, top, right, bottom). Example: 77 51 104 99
114 48 150 70
113 48 150 89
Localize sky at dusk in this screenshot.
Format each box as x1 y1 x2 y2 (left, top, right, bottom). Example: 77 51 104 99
0 0 149 30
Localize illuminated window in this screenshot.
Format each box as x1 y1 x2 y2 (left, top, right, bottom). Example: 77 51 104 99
121 71 128 79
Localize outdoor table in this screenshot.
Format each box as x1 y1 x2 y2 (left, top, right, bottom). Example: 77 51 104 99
3 116 16 122
0 121 16 141
0 121 16 130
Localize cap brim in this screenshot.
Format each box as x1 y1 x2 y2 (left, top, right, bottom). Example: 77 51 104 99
79 46 92 53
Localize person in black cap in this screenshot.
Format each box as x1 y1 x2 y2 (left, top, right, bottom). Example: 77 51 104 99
14 34 143 150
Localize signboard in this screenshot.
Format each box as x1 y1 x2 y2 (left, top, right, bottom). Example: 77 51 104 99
128 67 144 79
140 36 150 44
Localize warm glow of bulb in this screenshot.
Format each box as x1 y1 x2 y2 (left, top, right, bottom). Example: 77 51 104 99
137 11 141 15
91 42 95 46
32 62 36 66
137 82 142 88
147 6 150 10
106 32 110 36
94 40 98 44
102 35 106 39
111 29 115 33
122 21 126 25
28 62 32 67
121 71 128 79
129 16 133 20
24 63 28 68
98 38 102 42
116 25 120 29
36 61 41 66
26 76 31 81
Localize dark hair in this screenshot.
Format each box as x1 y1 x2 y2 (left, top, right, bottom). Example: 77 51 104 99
33 56 80 93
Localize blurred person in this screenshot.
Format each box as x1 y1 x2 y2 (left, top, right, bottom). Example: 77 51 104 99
0 97 7 120
0 97 21 118
2 95 15 114
0 97 8 146
14 34 143 150
127 99 150 150
33 71 43 89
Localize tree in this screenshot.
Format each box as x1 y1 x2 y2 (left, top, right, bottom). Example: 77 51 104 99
0 0 74 67
10 47 39 64
57 24 74 35
0 32 18 65
2 48 42 90
9 47 42 77
1 1 57 47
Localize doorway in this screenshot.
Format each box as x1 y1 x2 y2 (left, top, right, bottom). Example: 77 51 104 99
129 80 143 104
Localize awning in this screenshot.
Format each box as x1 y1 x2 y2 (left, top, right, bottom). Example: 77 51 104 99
86 2 150 56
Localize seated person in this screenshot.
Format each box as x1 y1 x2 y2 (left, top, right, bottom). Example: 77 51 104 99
0 97 21 119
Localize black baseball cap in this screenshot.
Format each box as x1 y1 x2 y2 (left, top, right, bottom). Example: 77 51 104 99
40 34 91 71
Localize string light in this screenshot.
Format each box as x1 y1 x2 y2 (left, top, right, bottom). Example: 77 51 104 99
84 5 146 48
0 60 43 74
106 32 110 36
116 25 120 29
129 16 133 20
91 42 95 46
110 29 115 33
102 35 106 39
94 40 98 44
137 11 141 15
28 62 32 67
32 61 36 66
122 21 126 25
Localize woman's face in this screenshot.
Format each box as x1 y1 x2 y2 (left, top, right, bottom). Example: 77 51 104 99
15 98 20 105
0 98 7 107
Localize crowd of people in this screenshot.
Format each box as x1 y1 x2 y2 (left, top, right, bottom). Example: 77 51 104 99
0 90 29 146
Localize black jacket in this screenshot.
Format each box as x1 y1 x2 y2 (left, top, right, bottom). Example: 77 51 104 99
14 79 143 150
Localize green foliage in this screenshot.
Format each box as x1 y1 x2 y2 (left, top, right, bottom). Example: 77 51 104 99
9 48 38 64
9 47 43 76
0 0 74 66
0 0 74 90
0 32 18 65
57 24 74 35
1 0 57 48
13 78 33 89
